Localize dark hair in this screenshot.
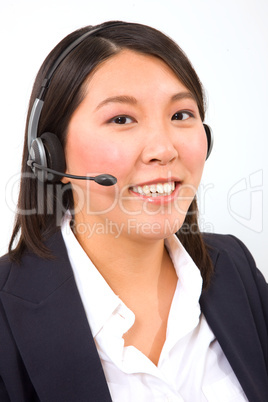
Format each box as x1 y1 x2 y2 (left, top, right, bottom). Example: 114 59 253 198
8 21 213 288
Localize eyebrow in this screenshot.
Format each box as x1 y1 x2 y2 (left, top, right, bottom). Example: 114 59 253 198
95 91 196 111
95 95 137 111
171 91 196 103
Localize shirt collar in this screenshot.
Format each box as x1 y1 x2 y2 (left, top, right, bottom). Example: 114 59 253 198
61 213 203 339
164 235 203 347
165 234 203 301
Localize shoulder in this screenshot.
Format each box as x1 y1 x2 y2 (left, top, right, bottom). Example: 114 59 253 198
203 232 252 256
202 232 262 279
202 232 267 297
202 232 258 273
0 230 72 302
202 232 268 313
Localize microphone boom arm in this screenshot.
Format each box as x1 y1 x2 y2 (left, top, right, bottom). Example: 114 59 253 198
27 160 117 186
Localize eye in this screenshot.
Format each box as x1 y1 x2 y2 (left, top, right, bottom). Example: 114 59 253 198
109 115 134 124
171 111 193 121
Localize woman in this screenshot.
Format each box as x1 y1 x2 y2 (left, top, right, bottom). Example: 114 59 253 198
0 21 267 402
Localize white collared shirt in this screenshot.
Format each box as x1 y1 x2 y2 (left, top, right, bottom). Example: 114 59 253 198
61 214 248 401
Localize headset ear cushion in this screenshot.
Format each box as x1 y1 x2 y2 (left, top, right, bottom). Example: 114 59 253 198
40 132 66 181
203 124 213 160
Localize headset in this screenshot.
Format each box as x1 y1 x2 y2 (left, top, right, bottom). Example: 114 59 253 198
27 23 213 185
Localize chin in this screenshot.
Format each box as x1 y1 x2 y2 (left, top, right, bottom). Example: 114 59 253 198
125 215 185 241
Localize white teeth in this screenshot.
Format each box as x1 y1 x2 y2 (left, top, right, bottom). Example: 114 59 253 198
163 183 171 193
143 185 150 195
131 182 176 197
157 184 164 194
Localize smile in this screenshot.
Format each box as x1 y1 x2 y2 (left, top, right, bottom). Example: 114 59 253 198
130 182 176 197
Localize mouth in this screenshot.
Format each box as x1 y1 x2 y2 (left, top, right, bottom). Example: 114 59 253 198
129 181 177 197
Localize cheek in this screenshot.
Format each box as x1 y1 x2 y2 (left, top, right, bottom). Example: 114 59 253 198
180 131 207 178
65 134 127 176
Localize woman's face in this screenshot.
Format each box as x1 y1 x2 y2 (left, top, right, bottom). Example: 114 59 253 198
64 49 207 241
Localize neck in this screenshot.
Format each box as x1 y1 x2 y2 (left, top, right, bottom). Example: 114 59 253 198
72 217 175 298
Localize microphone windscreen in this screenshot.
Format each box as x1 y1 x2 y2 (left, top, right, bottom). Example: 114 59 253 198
94 174 117 186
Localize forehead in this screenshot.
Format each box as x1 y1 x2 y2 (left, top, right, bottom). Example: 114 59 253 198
83 49 190 97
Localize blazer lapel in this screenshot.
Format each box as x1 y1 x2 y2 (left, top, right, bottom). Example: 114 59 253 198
200 241 268 402
0 231 112 402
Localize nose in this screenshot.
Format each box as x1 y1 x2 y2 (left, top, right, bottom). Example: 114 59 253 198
141 124 178 166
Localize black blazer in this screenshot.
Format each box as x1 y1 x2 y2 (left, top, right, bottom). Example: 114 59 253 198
0 231 267 402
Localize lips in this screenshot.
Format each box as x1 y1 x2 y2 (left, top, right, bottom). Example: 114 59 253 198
130 181 176 197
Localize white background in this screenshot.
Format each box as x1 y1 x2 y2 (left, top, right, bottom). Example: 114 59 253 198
1 0 267 279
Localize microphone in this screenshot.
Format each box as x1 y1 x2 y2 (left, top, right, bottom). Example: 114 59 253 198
27 160 117 186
